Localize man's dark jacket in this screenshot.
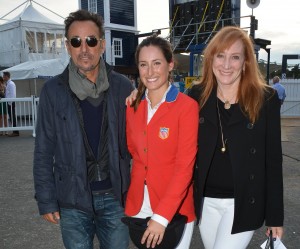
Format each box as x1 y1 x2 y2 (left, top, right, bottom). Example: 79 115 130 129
33 64 132 215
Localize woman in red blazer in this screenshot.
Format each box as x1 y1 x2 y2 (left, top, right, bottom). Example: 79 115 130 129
125 35 198 248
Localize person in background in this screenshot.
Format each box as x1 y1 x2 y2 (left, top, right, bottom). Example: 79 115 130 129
3 71 19 137
0 76 8 135
33 9 133 249
125 35 198 248
178 78 185 93
188 26 284 249
272 76 286 105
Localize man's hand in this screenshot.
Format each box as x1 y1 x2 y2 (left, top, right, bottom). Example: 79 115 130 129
43 212 60 224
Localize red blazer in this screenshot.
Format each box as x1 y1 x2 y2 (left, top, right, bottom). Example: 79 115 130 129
125 86 199 223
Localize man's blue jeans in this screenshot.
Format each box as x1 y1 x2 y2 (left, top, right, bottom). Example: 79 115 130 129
60 192 129 249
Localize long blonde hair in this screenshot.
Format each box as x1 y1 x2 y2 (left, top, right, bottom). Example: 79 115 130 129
199 26 269 123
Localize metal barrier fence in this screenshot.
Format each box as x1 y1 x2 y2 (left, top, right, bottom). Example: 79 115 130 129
0 81 299 138
0 96 39 137
269 79 300 117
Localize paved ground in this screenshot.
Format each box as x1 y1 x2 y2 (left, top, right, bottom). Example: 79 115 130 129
0 118 299 249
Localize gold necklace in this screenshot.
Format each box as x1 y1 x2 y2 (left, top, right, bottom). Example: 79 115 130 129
217 88 236 110
216 99 227 153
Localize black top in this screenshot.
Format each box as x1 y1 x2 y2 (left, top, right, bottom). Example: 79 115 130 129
204 98 238 198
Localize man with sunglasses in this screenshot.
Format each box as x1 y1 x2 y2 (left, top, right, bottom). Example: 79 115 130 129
33 9 133 249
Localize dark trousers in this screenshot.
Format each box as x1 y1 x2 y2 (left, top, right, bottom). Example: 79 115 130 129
8 102 19 134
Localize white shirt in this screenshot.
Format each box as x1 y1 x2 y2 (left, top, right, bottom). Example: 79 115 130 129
5 79 16 98
145 84 171 124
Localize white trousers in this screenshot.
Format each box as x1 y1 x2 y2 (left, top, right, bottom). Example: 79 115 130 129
174 221 194 249
133 185 194 248
199 197 254 249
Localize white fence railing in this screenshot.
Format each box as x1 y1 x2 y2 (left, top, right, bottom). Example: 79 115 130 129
269 79 300 117
0 96 39 137
0 81 299 138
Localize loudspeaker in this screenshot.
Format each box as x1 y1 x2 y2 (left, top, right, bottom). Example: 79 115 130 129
246 0 260 9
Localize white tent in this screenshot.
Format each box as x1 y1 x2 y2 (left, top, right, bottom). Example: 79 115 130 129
0 57 69 96
0 58 69 80
0 1 69 97
0 1 66 68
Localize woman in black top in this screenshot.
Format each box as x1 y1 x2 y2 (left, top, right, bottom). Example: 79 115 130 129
189 26 284 249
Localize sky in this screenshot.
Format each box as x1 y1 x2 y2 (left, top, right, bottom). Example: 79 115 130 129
0 0 299 65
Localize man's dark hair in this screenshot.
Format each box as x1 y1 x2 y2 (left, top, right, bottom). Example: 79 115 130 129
3 72 10 78
64 9 104 38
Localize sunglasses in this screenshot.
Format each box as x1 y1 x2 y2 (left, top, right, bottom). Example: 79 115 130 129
68 36 103 48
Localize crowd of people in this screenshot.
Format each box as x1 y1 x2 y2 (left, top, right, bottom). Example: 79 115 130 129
27 9 285 249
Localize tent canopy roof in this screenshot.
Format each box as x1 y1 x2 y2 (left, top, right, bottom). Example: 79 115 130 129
2 2 61 25
0 58 69 80
12 4 59 24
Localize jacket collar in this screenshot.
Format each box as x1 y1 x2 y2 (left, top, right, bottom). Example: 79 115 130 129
141 84 179 102
166 84 179 102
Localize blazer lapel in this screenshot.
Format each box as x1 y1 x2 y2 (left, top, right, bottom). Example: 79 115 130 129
147 85 178 126
201 89 218 128
135 99 148 126
148 102 170 125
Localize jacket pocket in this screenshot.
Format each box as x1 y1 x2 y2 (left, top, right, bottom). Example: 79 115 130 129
54 165 76 205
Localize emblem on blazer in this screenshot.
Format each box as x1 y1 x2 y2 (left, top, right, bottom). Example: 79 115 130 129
159 127 169 140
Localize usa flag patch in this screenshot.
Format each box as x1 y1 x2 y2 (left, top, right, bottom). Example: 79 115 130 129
159 127 169 140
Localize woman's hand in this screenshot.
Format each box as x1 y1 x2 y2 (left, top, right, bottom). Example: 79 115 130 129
141 219 166 248
126 89 138 106
266 226 283 239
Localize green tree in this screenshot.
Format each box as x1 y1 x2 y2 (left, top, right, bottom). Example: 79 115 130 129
290 64 300 79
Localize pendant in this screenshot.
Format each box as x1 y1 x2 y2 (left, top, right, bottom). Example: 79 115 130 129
221 147 226 153
224 101 231 109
